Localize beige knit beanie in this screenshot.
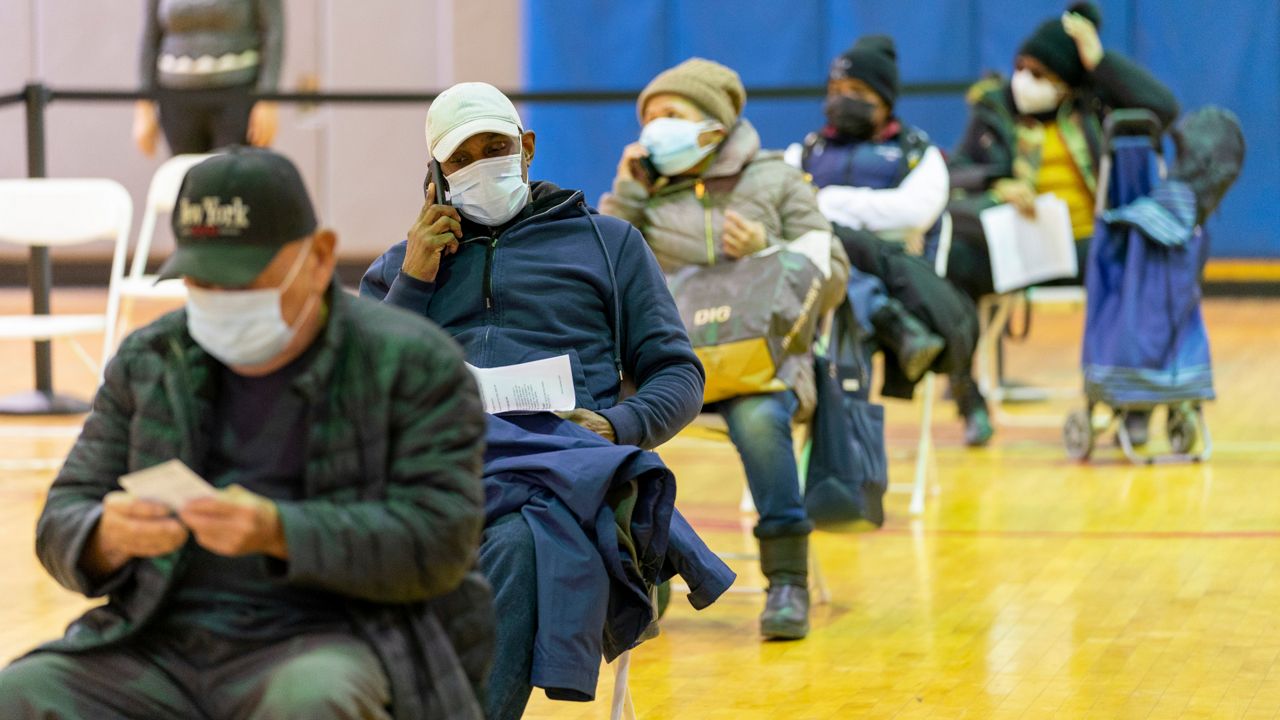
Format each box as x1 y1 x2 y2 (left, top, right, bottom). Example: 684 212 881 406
637 58 746 128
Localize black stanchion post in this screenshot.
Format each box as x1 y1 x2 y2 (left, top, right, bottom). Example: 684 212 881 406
26 83 53 395
0 82 91 415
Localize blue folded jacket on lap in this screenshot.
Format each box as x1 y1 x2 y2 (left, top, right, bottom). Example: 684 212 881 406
484 413 735 701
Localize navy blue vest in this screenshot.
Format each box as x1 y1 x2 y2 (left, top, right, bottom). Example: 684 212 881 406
801 125 943 260
801 124 933 191
804 138 912 191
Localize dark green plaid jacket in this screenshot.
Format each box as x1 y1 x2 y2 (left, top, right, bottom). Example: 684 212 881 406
34 282 492 719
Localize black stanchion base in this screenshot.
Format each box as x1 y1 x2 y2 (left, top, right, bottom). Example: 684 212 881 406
0 390 91 416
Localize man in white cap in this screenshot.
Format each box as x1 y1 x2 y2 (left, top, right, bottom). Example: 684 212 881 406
362 83 732 719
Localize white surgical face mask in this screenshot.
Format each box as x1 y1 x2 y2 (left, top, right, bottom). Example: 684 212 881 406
639 117 723 176
446 152 530 226
1010 68 1066 115
186 239 317 368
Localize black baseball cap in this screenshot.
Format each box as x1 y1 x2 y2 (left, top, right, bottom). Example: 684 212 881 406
157 146 318 287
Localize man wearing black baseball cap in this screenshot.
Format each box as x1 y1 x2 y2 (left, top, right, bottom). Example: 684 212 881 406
0 147 493 719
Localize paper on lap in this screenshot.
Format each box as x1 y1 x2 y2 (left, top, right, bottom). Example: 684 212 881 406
119 459 216 510
466 355 576 415
981 194 1079 293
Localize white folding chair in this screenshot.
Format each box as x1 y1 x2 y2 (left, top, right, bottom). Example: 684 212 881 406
857 216 952 516
0 178 133 377
104 153 214 356
610 649 637 720
976 285 1086 427
614 413 830 720
905 212 952 516
686 303 835 606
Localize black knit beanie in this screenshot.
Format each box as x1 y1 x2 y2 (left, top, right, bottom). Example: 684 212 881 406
829 35 900 108
1018 2 1102 87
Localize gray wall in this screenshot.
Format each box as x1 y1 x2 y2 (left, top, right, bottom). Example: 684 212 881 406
0 0 522 262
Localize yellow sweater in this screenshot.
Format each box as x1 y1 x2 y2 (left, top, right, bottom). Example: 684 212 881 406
1037 122 1095 239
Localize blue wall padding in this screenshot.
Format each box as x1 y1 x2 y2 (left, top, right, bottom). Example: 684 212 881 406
523 0 1276 257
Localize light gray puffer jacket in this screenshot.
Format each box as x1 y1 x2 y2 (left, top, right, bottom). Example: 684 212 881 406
601 120 850 416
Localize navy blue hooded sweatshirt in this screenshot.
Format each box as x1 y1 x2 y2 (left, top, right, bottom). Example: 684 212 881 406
361 181 728 700
360 181 704 449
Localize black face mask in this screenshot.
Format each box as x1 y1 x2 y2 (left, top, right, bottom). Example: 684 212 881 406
824 94 879 141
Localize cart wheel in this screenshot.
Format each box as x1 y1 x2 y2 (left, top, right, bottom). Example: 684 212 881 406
1168 406 1199 455
1064 409 1094 460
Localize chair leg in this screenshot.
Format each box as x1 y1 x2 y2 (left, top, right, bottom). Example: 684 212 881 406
976 296 1013 405
809 552 831 606
115 295 138 349
67 339 100 379
611 650 636 720
910 372 936 516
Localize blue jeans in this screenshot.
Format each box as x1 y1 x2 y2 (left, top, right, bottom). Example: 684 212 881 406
716 391 810 537
847 266 889 336
478 513 538 720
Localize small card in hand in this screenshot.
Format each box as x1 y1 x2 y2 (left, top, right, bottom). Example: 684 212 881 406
118 459 216 511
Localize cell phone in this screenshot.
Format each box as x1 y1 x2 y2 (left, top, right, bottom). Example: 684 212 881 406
635 156 661 185
428 158 449 205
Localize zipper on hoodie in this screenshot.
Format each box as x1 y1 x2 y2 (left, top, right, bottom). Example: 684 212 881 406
695 179 714 265
478 187 577 322
483 235 497 310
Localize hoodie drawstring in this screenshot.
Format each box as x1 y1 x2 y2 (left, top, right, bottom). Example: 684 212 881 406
580 202 625 382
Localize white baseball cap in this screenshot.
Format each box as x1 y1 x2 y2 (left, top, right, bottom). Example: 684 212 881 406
425 82 523 162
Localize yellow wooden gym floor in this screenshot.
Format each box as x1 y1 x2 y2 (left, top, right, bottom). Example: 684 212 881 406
1 290 1278 719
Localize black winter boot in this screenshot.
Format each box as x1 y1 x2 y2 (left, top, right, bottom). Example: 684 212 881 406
950 371 994 447
758 534 810 640
871 299 945 383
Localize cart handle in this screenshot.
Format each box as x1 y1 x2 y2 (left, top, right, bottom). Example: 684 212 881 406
1102 109 1163 153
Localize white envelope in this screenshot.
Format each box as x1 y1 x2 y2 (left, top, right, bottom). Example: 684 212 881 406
119 459 216 510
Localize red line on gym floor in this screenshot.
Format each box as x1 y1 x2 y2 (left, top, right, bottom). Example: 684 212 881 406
681 516 1280 540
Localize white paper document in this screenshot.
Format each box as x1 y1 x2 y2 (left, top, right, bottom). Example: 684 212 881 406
119 459 217 510
466 355 576 415
752 230 834 279
980 194 1079 293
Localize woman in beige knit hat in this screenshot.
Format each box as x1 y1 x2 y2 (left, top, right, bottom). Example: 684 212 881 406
601 57 850 642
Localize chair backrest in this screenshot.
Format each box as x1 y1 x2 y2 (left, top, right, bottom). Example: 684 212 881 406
129 153 215 279
0 178 132 249
0 178 134 373
933 212 952 279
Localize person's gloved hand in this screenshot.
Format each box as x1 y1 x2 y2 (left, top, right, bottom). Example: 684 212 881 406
1062 11 1104 72
555 408 617 443
247 101 279 147
722 209 767 259
992 178 1038 217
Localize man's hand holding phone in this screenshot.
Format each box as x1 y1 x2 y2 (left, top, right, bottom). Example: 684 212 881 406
403 181 463 283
